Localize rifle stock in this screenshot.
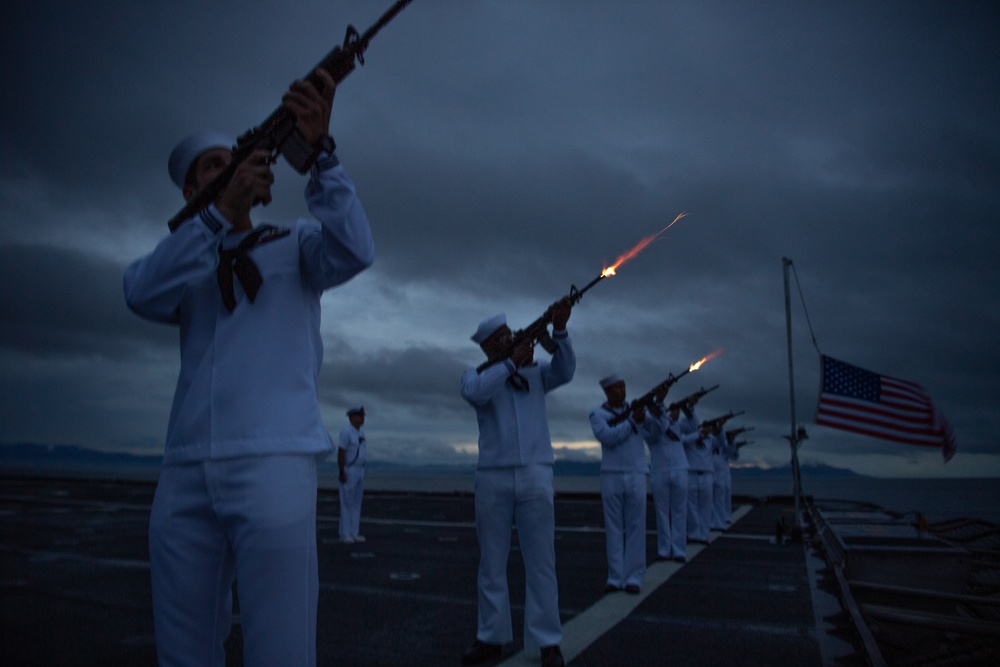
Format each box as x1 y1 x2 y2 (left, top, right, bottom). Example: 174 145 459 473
167 0 414 232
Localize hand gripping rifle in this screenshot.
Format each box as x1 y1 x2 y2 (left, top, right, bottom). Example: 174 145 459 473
167 0 415 232
735 440 754 449
476 273 606 373
665 384 719 412
607 369 691 426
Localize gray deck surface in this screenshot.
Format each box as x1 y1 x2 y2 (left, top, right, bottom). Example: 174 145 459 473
0 475 829 666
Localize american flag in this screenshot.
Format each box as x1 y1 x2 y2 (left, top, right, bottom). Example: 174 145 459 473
816 355 957 462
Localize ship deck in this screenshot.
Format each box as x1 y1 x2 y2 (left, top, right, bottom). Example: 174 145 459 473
1 474 853 666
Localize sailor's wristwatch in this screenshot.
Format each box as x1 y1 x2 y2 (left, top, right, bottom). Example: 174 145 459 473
281 130 336 173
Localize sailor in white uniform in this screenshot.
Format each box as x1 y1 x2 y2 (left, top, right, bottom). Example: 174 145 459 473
338 405 367 543
459 300 574 667
124 67 373 667
644 400 698 562
682 405 715 544
711 427 737 530
589 375 653 593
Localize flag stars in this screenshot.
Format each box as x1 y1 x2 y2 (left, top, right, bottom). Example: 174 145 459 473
823 357 880 402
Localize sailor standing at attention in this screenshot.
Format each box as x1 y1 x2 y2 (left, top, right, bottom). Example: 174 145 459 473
643 398 696 563
590 375 653 594
338 405 367 544
459 298 575 667
124 66 373 667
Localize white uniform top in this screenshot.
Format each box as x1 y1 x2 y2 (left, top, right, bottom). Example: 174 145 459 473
338 425 366 469
711 432 737 473
681 407 714 472
460 330 575 469
589 404 652 474
643 406 693 471
124 155 373 465
727 434 741 462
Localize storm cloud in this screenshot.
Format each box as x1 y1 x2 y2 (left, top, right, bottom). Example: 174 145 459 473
2 1 998 476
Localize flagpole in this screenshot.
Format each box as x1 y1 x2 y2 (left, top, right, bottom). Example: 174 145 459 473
783 258 803 533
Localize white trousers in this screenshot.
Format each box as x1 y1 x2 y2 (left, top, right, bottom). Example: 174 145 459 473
686 470 714 542
474 464 561 649
599 472 647 588
650 467 688 559
149 455 319 667
338 465 365 538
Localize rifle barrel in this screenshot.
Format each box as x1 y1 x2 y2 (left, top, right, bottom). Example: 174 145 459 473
167 0 413 232
667 384 719 410
359 0 414 45
319 0 414 82
570 273 605 304
647 367 688 395
706 410 745 425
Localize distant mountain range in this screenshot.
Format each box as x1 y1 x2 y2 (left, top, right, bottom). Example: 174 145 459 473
1 443 162 468
556 460 864 478
0 442 863 478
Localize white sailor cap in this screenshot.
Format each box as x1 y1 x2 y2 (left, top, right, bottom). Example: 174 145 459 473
168 130 235 189
471 314 506 344
599 373 624 389
346 404 365 416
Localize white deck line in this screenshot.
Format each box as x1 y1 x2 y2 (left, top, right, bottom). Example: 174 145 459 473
498 504 752 665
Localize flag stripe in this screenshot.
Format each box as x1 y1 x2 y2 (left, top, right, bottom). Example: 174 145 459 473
816 411 943 445
816 396 933 428
813 417 943 448
816 355 956 460
816 406 937 439
815 414 941 444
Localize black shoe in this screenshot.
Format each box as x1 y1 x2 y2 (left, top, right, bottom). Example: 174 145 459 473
655 554 670 561
541 645 565 667
603 583 620 594
673 556 687 563
461 640 503 665
625 584 640 595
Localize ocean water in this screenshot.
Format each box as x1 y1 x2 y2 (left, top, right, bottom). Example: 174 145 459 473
742 476 1000 525
9 464 997 525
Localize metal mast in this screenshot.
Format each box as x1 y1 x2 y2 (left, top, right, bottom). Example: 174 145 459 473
783 257 804 533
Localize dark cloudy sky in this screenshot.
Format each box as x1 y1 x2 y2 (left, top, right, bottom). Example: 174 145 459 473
2 1 998 478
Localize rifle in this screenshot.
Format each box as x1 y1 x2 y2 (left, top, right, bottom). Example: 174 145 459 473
665 384 719 412
167 0 414 232
607 369 690 426
700 410 745 433
735 440 754 449
725 426 754 439
476 272 607 373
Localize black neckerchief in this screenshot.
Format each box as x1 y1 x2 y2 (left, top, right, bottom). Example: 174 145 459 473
216 225 290 312
508 361 537 392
